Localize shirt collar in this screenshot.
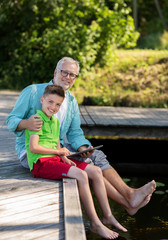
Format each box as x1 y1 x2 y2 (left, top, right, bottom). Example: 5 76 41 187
36 110 54 122
50 79 69 98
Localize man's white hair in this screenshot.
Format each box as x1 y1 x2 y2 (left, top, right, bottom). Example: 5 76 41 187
56 57 80 74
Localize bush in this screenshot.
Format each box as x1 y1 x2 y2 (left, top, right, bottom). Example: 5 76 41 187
160 31 168 50
0 0 138 89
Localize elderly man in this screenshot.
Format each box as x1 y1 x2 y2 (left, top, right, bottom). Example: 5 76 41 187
7 57 156 215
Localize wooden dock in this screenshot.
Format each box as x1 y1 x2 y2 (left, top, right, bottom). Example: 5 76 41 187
80 105 168 139
1 90 168 239
0 91 86 240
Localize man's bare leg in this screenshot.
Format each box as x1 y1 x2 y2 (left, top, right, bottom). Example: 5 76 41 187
103 168 156 208
104 178 153 215
67 166 119 239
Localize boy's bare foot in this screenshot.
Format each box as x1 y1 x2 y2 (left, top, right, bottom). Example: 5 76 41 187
129 180 156 208
90 222 119 239
126 194 152 216
102 214 127 232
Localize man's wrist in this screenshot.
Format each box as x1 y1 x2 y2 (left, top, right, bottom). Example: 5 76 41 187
17 119 29 131
78 145 88 152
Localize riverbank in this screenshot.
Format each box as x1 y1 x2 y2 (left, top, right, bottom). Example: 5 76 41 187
72 49 168 108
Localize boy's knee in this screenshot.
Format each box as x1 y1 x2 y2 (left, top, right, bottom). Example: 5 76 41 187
92 166 103 178
96 166 102 174
78 170 88 183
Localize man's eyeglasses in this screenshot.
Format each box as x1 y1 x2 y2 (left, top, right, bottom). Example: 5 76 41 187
60 70 78 80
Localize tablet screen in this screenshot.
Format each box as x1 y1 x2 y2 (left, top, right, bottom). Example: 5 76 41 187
67 145 103 158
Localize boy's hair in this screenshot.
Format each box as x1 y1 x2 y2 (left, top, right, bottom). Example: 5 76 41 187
43 85 65 98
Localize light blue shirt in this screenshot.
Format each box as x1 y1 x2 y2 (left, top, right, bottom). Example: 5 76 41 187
6 80 91 158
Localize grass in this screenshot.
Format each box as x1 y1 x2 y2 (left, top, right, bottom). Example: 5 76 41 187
71 49 168 108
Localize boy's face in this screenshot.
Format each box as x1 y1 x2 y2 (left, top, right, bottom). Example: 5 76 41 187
40 94 64 119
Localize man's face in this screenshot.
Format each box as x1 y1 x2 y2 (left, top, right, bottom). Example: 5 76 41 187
53 62 78 91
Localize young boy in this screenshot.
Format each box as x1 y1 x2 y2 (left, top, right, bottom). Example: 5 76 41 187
25 85 127 239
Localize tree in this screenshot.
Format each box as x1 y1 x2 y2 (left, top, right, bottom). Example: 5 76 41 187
0 0 138 89
154 0 168 31
133 0 138 30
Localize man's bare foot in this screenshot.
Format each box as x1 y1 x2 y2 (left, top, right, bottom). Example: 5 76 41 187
129 180 156 208
102 214 127 232
90 222 119 239
126 194 152 215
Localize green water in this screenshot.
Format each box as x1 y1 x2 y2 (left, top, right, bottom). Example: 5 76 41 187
83 176 168 240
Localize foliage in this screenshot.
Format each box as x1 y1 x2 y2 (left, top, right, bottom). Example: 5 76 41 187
71 49 168 108
160 31 168 50
125 0 168 33
0 0 138 89
125 0 168 49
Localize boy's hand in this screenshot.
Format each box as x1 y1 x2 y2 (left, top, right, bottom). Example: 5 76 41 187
57 147 71 156
61 156 76 166
27 115 43 131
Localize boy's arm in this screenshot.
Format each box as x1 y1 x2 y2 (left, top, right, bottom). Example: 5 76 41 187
29 135 71 156
56 139 61 149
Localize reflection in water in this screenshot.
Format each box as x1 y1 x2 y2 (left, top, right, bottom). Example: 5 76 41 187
83 176 168 240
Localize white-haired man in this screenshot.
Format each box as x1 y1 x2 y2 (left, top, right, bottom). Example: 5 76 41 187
7 57 156 215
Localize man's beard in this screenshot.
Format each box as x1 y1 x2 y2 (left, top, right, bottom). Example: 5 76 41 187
53 76 70 91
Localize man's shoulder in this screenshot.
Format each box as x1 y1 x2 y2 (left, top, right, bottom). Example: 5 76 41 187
24 82 49 93
21 82 51 98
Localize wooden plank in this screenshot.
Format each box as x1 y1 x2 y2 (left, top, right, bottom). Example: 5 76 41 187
0 173 64 240
0 190 61 208
80 106 168 138
0 177 61 193
0 228 64 240
0 222 64 240
0 183 61 201
85 106 120 125
79 106 95 126
83 106 168 127
63 178 86 240
79 106 87 125
0 183 64 239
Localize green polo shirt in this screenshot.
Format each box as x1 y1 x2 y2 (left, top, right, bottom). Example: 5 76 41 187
25 110 60 171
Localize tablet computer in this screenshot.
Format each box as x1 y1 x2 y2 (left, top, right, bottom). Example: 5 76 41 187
67 145 103 158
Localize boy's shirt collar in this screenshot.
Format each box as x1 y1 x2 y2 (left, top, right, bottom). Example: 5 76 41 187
36 110 54 122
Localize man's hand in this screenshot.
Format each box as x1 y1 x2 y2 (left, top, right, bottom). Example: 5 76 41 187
16 114 43 131
78 145 94 158
27 115 43 131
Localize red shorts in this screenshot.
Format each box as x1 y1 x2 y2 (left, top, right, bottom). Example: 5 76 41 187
32 156 88 180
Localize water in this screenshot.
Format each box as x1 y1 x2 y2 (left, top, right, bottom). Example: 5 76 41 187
83 176 168 240
82 138 168 240
88 137 168 165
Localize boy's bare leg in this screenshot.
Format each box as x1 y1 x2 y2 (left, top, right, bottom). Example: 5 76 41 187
84 165 127 232
67 166 119 239
103 168 156 208
104 178 152 215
